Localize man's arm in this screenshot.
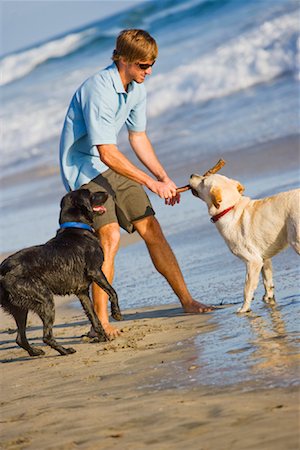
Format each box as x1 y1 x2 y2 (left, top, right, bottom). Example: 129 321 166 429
128 131 168 181
128 131 180 205
97 135 179 202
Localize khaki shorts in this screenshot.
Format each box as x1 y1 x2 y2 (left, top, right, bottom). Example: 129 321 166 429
81 169 155 233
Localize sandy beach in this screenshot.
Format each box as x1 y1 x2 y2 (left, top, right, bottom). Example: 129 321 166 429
2 0 300 447
1 135 300 450
1 292 299 450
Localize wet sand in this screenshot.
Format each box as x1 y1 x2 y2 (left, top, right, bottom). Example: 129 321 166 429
1 297 299 450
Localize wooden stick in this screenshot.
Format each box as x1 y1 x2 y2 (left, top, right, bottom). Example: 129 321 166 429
203 158 226 177
176 185 191 193
176 158 226 193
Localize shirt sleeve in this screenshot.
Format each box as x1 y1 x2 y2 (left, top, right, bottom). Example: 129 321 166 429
81 78 117 146
126 87 147 132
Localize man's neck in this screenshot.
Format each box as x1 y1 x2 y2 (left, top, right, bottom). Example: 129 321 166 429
116 61 133 92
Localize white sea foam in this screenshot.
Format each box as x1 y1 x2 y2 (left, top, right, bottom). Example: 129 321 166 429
0 28 98 86
1 100 64 171
1 5 298 174
147 11 299 117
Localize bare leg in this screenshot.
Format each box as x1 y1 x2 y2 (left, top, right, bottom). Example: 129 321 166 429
92 223 121 338
262 259 276 305
133 216 213 313
237 259 263 313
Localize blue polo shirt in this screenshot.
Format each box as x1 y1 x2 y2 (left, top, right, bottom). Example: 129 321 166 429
59 63 147 191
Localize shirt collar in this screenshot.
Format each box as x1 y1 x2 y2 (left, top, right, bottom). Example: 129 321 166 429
108 62 134 94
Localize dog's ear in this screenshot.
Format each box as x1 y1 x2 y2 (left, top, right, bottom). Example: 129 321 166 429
60 194 70 209
237 182 245 194
210 186 222 209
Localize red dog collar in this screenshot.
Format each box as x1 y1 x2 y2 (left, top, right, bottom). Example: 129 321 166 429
210 205 235 223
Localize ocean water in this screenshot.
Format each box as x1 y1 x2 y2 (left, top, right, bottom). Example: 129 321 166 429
1 0 299 253
1 0 299 387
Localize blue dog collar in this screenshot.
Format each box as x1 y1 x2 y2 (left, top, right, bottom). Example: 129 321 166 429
60 222 95 232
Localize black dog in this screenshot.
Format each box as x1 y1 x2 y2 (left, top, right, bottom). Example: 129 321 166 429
0 189 122 356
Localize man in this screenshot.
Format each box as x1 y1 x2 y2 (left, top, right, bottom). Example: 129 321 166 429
60 29 213 339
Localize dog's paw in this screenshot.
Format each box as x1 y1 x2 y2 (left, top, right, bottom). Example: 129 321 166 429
237 306 251 314
82 328 108 343
90 334 108 343
65 347 76 354
111 311 123 321
111 305 123 321
29 347 45 357
59 347 76 355
263 296 276 305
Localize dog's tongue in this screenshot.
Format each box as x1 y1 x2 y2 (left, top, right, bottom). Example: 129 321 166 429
93 205 106 214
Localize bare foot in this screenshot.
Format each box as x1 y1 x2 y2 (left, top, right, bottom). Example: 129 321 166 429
183 299 214 313
102 322 121 339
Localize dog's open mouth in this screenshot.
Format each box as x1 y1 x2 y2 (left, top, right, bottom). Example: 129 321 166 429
92 205 106 215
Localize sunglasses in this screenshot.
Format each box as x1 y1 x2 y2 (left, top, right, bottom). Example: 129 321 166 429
136 61 156 70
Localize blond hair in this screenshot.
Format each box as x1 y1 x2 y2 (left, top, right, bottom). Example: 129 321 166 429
112 29 158 63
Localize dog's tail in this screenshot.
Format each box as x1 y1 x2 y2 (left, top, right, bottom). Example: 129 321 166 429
0 257 13 307
0 274 9 309
0 276 5 303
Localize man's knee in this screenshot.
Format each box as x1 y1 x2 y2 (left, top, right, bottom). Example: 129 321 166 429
134 216 164 244
96 223 121 256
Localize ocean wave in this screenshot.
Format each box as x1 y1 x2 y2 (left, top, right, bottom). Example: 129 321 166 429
147 10 299 117
143 0 206 26
1 95 65 171
0 27 103 86
0 0 232 87
1 1 298 174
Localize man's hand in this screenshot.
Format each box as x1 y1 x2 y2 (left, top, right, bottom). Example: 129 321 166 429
148 177 181 206
165 193 181 206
